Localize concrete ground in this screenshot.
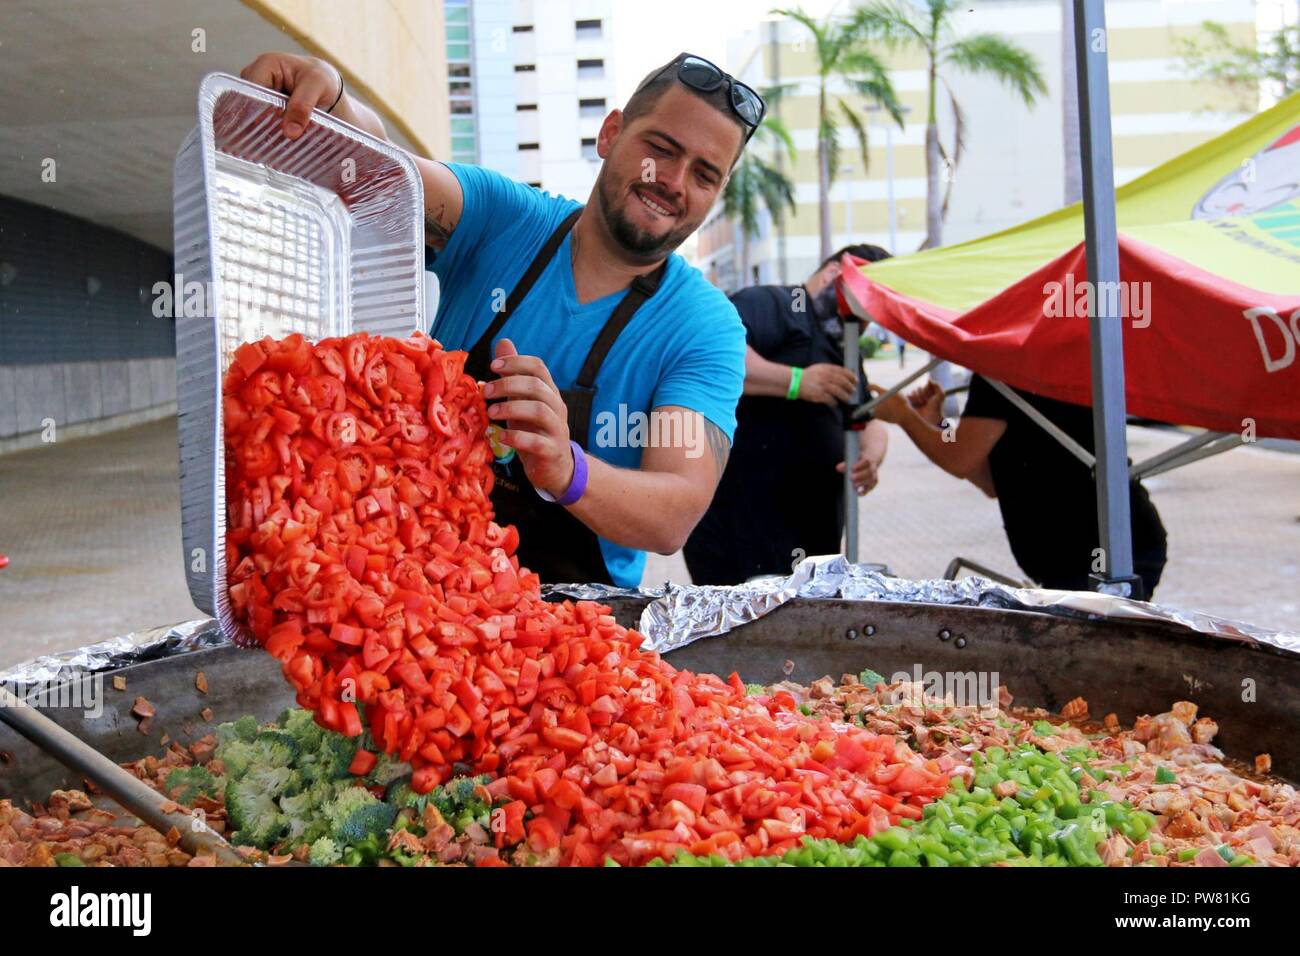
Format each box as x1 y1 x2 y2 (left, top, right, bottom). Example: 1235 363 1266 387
2 349 1297 668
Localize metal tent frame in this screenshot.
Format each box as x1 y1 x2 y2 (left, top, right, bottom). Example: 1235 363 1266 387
842 0 1222 601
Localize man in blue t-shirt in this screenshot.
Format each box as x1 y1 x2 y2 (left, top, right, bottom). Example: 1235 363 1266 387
241 51 760 586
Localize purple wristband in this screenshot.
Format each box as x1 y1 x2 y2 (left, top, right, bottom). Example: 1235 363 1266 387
537 440 588 506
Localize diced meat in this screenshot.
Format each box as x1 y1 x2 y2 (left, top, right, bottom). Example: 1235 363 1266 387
1193 846 1227 867
1191 717 1218 744
1060 697 1088 721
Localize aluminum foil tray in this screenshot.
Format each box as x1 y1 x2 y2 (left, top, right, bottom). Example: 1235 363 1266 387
173 72 425 639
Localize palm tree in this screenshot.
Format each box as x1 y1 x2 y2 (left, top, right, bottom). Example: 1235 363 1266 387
772 6 905 262
1177 21 1300 109
856 0 1047 249
723 113 798 288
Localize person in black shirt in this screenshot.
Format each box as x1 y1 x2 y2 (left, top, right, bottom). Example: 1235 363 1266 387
683 245 891 584
871 374 1167 596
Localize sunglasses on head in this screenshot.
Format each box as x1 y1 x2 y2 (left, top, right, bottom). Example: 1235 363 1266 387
640 53 767 142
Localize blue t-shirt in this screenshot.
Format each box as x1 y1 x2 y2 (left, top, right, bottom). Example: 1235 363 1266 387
426 163 745 587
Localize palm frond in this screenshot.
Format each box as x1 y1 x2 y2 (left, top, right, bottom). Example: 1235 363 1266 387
754 114 797 164
820 107 842 188
846 0 927 51
838 97 872 177
754 157 797 226
771 6 831 73
943 33 1047 105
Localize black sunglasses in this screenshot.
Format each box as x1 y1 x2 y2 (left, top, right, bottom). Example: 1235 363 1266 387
640 53 767 142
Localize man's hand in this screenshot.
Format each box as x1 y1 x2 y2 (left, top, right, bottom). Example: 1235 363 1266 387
239 51 465 251
799 363 857 406
907 380 946 426
866 383 911 423
240 52 344 139
836 449 880 496
483 339 575 498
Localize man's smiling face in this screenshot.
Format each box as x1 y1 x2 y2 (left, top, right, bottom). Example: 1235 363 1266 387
593 84 745 261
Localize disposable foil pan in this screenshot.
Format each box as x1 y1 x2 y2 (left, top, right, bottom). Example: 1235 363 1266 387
173 72 425 639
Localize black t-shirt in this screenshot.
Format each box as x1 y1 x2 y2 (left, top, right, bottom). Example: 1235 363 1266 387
683 285 853 584
961 374 1167 590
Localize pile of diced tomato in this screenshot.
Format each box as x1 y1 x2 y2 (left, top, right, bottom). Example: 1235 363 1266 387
223 331 949 865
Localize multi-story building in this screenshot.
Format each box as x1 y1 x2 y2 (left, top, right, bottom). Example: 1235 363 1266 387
444 0 615 199
702 0 1285 292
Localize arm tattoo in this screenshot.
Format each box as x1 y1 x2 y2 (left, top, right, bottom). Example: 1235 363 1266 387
702 419 731 482
425 203 455 251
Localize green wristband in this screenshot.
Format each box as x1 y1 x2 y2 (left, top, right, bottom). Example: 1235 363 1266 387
786 366 803 400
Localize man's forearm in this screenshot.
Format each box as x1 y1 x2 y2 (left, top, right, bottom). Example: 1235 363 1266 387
861 418 888 465
565 457 708 555
898 413 971 478
743 346 794 397
329 90 389 142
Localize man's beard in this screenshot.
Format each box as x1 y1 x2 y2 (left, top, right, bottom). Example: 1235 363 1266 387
596 168 694 260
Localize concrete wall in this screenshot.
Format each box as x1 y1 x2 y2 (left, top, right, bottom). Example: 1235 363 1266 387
242 0 452 160
0 357 175 444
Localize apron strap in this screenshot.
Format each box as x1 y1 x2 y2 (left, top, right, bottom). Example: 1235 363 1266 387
465 207 583 379
573 260 669 390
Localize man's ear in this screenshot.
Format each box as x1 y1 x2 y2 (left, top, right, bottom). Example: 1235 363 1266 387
596 109 624 159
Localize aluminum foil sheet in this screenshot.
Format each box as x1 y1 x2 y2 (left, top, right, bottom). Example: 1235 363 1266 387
564 554 1300 656
174 72 426 644
0 619 223 687
4 558 1294 687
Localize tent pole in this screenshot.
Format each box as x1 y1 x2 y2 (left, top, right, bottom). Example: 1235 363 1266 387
986 379 1097 468
1129 429 1228 479
851 356 942 421
1074 0 1140 598
1135 433 1245 481
843 312 862 563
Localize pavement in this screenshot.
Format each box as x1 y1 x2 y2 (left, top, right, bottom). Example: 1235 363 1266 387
2 347 1297 669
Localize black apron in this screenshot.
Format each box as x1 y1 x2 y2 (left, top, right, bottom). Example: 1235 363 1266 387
463 208 667 584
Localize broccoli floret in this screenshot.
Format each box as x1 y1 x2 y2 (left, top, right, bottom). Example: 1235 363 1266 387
225 777 288 848
384 777 425 812
278 707 327 752
280 780 346 843
216 729 298 782
324 785 397 844
308 836 342 867
216 714 260 747
338 803 398 844
164 765 219 804
366 752 412 788
299 732 358 784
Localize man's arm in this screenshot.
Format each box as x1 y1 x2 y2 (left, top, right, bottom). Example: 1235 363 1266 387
484 340 727 554
870 386 1003 495
240 52 463 251
743 346 857 405
568 409 728 555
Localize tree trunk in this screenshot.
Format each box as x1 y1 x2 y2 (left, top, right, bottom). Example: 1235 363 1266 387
923 59 942 250
738 227 751 289
817 81 832 263
924 122 942 249
1061 0 1083 204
